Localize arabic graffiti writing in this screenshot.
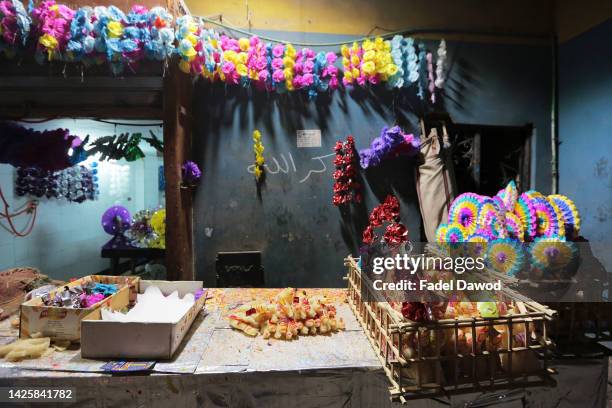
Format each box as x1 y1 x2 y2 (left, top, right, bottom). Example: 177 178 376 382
246 153 335 183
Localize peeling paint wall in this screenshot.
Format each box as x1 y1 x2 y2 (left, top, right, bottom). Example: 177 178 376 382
559 19 612 271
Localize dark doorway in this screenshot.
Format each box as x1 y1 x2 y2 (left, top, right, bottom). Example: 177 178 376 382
450 124 532 195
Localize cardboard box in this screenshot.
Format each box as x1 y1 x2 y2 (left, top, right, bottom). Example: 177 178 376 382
19 275 140 342
81 280 205 360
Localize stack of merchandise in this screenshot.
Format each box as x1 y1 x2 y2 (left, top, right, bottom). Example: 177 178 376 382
227 288 345 340
435 181 581 278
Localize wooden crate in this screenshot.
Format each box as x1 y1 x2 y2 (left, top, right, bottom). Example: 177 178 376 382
345 256 556 403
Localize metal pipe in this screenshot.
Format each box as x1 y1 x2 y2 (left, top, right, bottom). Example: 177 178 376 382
551 33 559 194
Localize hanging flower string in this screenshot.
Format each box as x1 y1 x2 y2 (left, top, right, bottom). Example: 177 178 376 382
3 2 447 99
0 0 31 57
32 0 74 62
434 39 447 88
252 129 265 181
332 135 361 206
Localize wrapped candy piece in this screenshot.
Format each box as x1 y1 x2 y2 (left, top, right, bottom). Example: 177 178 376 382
477 302 499 318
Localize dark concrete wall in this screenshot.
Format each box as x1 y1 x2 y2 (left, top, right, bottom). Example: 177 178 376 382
192 33 553 286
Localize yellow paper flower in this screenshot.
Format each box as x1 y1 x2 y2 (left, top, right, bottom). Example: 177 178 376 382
236 63 248 76
341 45 350 58
362 39 373 51
179 60 191 73
351 67 359 78
350 54 360 66
107 21 123 38
186 33 198 46
362 61 375 74
285 44 296 58
363 50 375 61
151 209 166 236
343 71 353 82
238 38 250 51
283 68 294 80
351 42 359 52
253 130 265 181
283 56 295 68
39 34 58 51
386 64 398 76
238 52 248 64
223 50 237 63
285 79 294 90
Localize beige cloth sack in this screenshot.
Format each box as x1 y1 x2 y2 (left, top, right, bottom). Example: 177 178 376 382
415 119 457 242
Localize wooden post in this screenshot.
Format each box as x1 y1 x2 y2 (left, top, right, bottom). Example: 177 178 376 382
163 61 194 280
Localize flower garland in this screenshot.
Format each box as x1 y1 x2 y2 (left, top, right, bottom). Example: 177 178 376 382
5 3 448 99
32 0 74 63
332 135 361 206
362 195 408 245
66 7 95 63
252 129 264 181
0 0 30 57
176 15 203 74
341 37 397 86
434 40 447 88
359 125 420 169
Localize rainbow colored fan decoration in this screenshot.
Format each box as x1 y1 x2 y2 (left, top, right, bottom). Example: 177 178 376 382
466 230 491 258
496 180 518 212
435 223 449 243
448 193 482 235
530 237 577 273
530 195 562 238
504 211 524 242
548 194 581 239
486 238 525 276
515 193 537 241
444 222 468 244
477 199 507 239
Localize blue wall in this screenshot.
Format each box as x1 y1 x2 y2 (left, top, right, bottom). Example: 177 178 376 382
193 32 554 286
559 20 612 271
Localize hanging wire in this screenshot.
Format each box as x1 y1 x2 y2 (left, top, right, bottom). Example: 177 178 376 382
196 15 549 46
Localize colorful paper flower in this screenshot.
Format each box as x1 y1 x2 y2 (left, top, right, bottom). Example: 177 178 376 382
0 0 30 57
149 208 166 249
32 0 75 62
253 129 265 181
145 7 174 61
341 37 397 87
359 125 419 169
486 238 524 276
182 160 201 186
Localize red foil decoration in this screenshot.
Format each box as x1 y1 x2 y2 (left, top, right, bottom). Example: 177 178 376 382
332 135 362 206
361 194 409 245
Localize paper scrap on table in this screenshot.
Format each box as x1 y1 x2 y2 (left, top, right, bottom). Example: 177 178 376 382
101 286 194 323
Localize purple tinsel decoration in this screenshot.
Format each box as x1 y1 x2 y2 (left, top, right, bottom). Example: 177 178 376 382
181 161 202 185
358 126 420 169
